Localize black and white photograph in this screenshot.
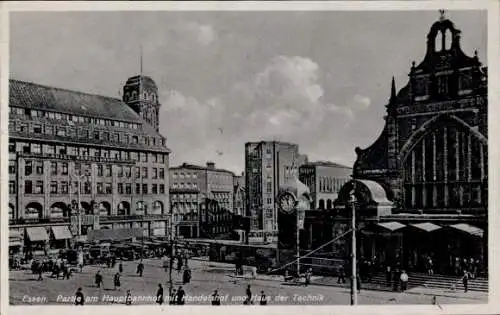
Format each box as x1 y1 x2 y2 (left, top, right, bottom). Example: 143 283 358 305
1 1 498 313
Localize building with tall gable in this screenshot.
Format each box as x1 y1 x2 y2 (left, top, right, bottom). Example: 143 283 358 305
8 74 171 255
333 13 488 274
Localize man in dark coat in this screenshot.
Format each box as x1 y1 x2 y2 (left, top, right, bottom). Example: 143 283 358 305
114 272 121 290
462 270 469 293
169 289 177 305
176 286 185 305
259 291 268 305
137 261 144 277
211 290 221 306
95 270 103 288
75 287 84 306
156 284 164 305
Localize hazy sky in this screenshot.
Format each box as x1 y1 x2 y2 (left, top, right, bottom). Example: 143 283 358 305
10 10 487 173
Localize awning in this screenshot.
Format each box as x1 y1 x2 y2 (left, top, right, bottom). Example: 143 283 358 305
376 221 406 232
26 227 49 242
449 223 483 238
410 222 442 232
51 226 73 240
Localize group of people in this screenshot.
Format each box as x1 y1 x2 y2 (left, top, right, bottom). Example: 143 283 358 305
31 257 73 281
385 266 410 292
155 284 186 305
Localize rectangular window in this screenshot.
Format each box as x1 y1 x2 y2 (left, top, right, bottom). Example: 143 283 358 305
132 136 138 144
25 180 33 194
114 133 120 142
25 161 33 176
9 160 16 174
50 162 57 175
30 144 41 154
117 166 123 177
56 127 66 137
159 168 165 179
97 182 104 194
9 143 15 153
142 184 148 195
123 166 130 177
118 183 124 194
131 152 138 161
152 168 158 179
159 184 165 194
94 131 100 140
266 182 272 193
105 183 112 194
33 124 42 134
152 184 158 194
60 181 68 194
103 132 110 141
61 162 68 175
142 167 148 178
136 183 141 194
105 165 112 177
50 181 58 194
34 161 43 175
9 181 16 194
125 183 132 194
97 164 103 177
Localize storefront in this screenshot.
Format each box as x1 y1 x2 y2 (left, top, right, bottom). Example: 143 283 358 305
50 225 73 249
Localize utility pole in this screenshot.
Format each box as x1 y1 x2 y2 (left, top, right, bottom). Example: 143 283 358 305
350 189 357 306
296 209 300 277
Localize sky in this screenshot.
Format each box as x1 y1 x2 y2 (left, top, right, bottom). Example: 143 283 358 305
9 10 487 174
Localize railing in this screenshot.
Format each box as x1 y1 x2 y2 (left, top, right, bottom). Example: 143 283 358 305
99 214 169 222
18 152 136 165
10 217 70 225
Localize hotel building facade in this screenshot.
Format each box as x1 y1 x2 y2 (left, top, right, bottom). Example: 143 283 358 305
8 75 171 254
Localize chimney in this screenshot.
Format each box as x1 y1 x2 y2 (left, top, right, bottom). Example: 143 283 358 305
206 161 215 169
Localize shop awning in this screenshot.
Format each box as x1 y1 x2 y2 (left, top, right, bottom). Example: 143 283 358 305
376 221 406 232
410 222 442 232
51 226 73 240
26 227 49 242
449 223 483 238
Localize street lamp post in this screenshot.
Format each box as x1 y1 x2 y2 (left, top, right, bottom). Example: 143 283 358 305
349 189 357 306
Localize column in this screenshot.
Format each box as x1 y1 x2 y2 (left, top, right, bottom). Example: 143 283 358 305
432 132 437 207
455 131 460 181
443 127 449 207
111 165 118 215
480 144 485 180
411 151 416 207
422 140 427 208
467 134 472 182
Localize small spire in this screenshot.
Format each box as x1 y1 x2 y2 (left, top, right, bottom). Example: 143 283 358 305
439 9 446 21
390 76 397 104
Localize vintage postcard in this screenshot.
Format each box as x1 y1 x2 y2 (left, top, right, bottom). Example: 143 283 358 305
1 1 499 315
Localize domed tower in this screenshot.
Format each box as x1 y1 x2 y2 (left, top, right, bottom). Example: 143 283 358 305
122 75 161 131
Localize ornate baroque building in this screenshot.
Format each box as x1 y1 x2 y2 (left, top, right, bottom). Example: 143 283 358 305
333 15 488 274
8 74 170 253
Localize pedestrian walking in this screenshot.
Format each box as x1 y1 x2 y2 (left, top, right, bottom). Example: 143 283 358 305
170 289 177 305
119 262 124 274
75 287 84 306
95 270 103 288
400 270 409 292
259 291 268 305
211 290 221 306
251 266 257 279
183 267 191 284
385 264 392 287
126 290 132 305
427 257 434 276
337 266 346 284
462 270 469 293
37 264 43 281
393 268 400 292
114 272 121 291
156 284 164 305
176 286 185 305
469 258 476 279
137 261 144 277
244 284 253 305
305 268 312 286
356 275 361 294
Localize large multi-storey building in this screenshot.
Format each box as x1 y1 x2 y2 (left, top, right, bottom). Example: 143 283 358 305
245 141 307 232
8 75 170 254
169 162 235 238
333 15 488 273
299 161 352 210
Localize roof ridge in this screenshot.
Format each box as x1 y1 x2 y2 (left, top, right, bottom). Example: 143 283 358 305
10 79 122 101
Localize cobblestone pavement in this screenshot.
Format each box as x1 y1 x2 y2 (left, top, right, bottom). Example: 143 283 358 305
9 258 487 306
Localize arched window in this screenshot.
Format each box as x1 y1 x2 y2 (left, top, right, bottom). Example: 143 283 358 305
444 28 453 50
318 199 325 210
435 32 443 52
326 199 332 210
131 91 138 100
